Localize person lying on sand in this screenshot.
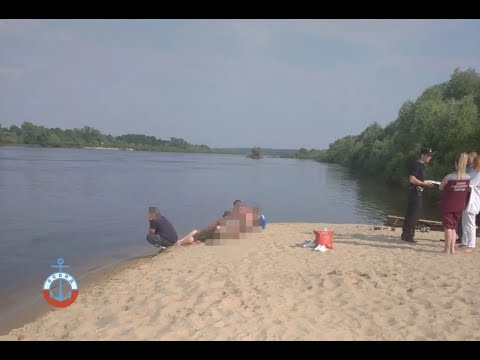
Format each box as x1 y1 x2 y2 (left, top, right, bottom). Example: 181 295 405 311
176 210 233 246
177 202 263 246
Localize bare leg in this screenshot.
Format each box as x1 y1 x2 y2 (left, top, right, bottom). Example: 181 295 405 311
450 229 456 254
177 236 196 246
444 229 456 254
443 229 449 253
176 230 198 246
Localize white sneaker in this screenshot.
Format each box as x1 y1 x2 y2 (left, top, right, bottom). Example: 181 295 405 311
314 245 328 252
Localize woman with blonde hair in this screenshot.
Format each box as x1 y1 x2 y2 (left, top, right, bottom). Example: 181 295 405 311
439 153 471 254
461 155 480 252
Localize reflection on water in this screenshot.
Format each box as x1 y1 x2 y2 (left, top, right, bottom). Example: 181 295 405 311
344 168 440 223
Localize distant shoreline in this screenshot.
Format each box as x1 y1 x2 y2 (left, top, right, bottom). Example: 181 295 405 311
0 144 296 157
0 143 236 155
83 146 134 151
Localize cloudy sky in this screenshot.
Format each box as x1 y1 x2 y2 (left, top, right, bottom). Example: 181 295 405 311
1 19 479 149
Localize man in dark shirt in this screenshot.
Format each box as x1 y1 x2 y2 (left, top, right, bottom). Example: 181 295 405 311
146 206 179 249
401 148 434 243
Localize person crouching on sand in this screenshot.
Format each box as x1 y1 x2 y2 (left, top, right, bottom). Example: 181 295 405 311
146 206 179 249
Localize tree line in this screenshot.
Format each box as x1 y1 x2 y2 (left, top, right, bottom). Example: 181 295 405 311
0 122 236 154
283 68 480 188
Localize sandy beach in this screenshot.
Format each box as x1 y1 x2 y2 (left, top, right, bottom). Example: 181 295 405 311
2 222 480 341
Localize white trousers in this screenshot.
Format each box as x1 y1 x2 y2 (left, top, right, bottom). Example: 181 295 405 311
462 211 477 248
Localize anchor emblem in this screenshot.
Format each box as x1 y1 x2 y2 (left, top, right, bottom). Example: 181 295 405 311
42 258 79 308
49 258 71 301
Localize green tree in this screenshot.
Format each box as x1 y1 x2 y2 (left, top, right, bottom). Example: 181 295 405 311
445 68 480 101
47 133 62 147
297 67 480 190
248 146 262 159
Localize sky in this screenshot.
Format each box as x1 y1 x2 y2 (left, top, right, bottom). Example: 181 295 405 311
1 19 480 149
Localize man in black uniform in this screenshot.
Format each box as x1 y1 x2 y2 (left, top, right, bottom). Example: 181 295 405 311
401 148 435 243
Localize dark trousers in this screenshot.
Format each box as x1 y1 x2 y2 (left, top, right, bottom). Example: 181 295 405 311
146 234 173 248
402 190 422 241
193 227 217 241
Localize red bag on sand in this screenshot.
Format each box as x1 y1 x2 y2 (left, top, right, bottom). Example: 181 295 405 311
313 229 334 249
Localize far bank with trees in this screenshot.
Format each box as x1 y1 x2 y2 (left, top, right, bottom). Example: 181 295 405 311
283 68 480 189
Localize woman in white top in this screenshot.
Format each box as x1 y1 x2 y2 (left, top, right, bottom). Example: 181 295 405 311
461 155 480 252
